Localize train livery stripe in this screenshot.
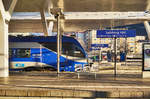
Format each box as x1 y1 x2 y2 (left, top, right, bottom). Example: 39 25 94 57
10 62 51 69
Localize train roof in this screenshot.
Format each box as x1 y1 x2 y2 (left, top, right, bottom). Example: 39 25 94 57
9 35 87 56
9 35 74 42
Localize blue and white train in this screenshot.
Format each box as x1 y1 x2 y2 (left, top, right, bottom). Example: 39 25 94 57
9 36 88 72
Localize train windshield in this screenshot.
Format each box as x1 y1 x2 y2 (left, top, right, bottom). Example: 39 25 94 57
40 42 86 58
9 48 31 58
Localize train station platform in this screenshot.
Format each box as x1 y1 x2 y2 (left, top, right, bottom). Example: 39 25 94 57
0 71 150 99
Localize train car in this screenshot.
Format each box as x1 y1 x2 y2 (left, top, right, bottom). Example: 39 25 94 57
9 36 88 72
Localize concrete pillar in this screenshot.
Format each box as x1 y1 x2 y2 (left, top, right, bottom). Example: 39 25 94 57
144 21 150 39
0 12 9 77
0 0 17 77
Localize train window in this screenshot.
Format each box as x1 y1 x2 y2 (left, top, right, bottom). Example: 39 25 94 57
40 42 85 58
9 49 12 58
40 42 57 52
73 46 85 58
16 49 30 58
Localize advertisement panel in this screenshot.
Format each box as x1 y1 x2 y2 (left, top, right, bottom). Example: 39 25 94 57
143 43 150 71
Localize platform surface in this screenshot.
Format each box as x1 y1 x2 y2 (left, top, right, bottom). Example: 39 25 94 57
0 70 150 98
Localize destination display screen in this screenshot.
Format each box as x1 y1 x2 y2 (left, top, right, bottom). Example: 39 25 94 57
143 44 150 71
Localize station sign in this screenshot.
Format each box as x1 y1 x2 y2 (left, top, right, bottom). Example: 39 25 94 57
89 47 101 51
90 44 108 51
91 44 109 48
96 30 136 38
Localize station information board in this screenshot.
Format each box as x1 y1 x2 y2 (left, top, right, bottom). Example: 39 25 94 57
91 44 109 47
90 44 109 51
89 48 100 51
143 43 150 71
97 30 136 38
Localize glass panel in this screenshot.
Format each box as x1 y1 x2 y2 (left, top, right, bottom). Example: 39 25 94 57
9 49 12 58
143 44 150 71
40 42 85 58
16 49 30 58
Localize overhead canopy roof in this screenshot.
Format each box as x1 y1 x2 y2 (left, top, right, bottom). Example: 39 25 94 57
11 0 150 32
55 0 147 12
14 0 46 12
14 0 148 12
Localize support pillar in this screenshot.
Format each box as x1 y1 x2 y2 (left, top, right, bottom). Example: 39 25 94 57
114 37 117 77
0 0 17 77
50 8 63 77
144 21 150 40
0 13 9 77
57 14 61 76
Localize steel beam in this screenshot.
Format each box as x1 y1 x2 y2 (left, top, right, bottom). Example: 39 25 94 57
40 9 49 36
11 12 150 20
8 0 18 15
144 21 150 39
64 12 150 20
12 12 55 20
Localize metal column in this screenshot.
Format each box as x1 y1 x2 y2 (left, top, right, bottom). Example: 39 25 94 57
114 37 117 77
125 37 127 66
57 14 61 77
50 8 63 77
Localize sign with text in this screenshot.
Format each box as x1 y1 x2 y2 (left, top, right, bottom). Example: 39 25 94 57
91 44 109 48
97 30 136 38
89 48 101 51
